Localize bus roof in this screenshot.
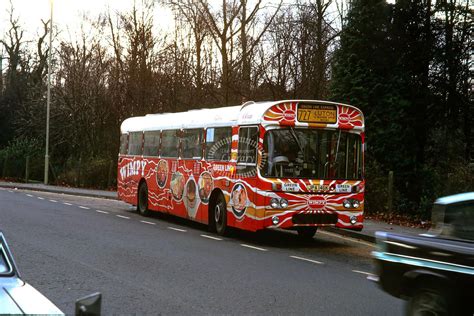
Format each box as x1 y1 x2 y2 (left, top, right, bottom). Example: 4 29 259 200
120 100 363 133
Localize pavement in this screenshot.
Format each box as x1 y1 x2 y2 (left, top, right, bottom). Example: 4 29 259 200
0 181 117 200
0 180 427 243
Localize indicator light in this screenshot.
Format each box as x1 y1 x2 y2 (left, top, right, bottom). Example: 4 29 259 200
350 216 357 225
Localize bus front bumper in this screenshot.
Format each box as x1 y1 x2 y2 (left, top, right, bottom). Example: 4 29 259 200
262 209 364 230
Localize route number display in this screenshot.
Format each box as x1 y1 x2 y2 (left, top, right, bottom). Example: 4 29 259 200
297 104 337 124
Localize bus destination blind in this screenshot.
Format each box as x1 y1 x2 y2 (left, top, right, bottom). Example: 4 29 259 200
297 104 337 124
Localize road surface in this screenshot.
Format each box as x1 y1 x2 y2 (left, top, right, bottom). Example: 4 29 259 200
0 188 403 314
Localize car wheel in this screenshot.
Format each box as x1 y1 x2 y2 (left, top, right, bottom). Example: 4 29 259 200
137 182 150 216
407 285 451 316
296 227 317 240
212 194 227 236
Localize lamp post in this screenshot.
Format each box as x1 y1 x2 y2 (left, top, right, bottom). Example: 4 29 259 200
44 0 53 184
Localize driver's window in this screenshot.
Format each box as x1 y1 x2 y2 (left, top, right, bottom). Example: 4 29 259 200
444 202 474 241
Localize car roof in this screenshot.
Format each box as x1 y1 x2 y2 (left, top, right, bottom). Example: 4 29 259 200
435 192 474 205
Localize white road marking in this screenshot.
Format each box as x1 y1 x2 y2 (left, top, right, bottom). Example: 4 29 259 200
319 230 375 248
240 244 267 251
37 197 44 200
26 194 33 197
63 202 72 206
79 206 90 210
116 215 130 219
168 227 186 232
290 255 324 265
352 270 375 276
8 190 13 193
96 210 109 214
200 234 223 241
367 275 380 282
140 220 156 225
49 199 58 203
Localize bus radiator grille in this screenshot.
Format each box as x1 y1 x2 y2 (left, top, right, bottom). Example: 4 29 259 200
292 213 338 225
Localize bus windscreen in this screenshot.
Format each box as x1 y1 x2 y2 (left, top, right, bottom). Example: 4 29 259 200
262 128 362 180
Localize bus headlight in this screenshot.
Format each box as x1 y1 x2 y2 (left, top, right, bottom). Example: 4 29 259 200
352 199 360 208
343 199 361 209
269 198 289 209
270 198 280 209
343 199 352 209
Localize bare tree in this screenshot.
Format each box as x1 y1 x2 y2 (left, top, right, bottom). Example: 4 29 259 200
0 6 24 87
167 0 209 101
261 1 338 99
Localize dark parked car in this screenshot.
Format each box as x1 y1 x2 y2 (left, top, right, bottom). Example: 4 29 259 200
372 192 474 315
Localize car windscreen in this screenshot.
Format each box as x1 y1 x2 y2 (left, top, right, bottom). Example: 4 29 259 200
261 128 362 180
0 246 12 275
0 234 18 277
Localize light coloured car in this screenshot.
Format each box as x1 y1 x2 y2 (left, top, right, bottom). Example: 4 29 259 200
0 232 63 314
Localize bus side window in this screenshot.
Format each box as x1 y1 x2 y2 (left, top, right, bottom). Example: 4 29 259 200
143 131 161 157
161 130 179 157
205 127 232 161
119 134 128 155
182 129 203 159
128 132 143 156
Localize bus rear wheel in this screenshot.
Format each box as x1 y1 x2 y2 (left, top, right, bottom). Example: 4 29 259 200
211 194 227 236
137 182 150 216
296 227 317 240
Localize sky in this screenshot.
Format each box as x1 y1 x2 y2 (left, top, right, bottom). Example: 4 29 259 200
0 0 397 61
0 0 174 44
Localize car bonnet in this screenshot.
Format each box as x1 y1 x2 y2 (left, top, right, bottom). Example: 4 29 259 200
1 277 63 315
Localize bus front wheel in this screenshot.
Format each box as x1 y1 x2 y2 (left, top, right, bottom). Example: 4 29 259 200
137 182 150 216
211 194 227 236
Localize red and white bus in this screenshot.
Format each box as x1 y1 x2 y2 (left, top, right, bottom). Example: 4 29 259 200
118 100 365 238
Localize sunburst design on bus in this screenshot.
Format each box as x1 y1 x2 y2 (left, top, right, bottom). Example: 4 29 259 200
262 102 297 125
337 105 363 129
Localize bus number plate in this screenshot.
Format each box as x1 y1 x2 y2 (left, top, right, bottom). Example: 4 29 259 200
307 184 329 192
297 104 337 124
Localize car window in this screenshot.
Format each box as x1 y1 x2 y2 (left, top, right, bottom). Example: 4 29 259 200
443 202 474 241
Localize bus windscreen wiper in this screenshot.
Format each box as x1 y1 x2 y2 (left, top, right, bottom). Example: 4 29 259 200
334 130 342 166
289 127 304 156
